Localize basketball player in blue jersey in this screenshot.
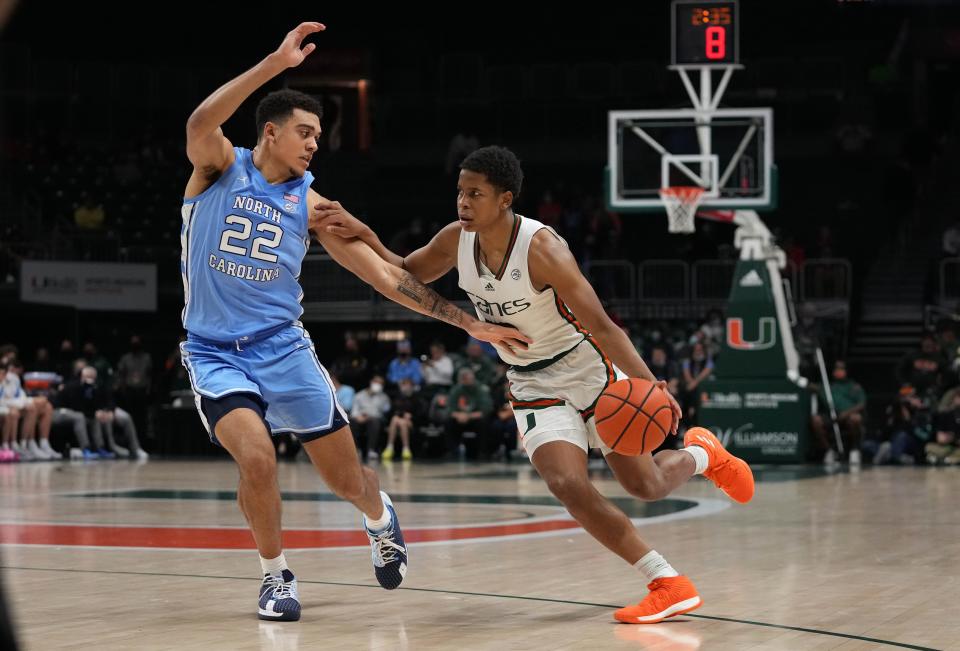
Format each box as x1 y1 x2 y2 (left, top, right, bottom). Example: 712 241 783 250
181 23 531 622
315 146 755 625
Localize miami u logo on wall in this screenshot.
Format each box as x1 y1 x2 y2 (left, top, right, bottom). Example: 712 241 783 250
727 317 777 350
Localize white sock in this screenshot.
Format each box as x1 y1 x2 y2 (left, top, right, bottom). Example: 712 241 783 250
634 550 679 581
683 445 710 475
365 496 391 532
260 552 288 576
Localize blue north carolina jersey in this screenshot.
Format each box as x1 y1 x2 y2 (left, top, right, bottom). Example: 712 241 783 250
180 147 313 342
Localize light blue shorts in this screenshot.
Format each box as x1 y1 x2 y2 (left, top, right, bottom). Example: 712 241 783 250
180 323 349 442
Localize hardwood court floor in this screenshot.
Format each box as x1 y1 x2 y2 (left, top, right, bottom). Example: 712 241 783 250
0 458 956 650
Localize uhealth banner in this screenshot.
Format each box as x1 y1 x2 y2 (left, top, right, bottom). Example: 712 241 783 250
20 261 157 312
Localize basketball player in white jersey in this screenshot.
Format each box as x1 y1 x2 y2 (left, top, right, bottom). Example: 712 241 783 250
315 146 754 624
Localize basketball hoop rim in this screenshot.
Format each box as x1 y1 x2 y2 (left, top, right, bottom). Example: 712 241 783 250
659 186 705 200
659 185 704 234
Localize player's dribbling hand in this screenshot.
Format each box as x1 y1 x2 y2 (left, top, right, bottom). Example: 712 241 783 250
467 321 533 356
312 199 370 239
273 22 326 69
655 379 682 435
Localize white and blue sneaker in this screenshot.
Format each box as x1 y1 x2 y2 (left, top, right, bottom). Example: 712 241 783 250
258 569 300 621
363 491 408 590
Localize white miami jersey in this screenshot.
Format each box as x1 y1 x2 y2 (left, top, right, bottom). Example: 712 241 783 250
457 214 587 368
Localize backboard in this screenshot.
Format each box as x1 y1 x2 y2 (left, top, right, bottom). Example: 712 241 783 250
607 107 774 213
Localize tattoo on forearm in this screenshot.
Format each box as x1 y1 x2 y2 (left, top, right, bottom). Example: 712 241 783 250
396 271 464 326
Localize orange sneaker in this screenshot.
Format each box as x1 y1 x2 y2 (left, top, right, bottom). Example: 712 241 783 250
614 575 702 624
684 427 755 504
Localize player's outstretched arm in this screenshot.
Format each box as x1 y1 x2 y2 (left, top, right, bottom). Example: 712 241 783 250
313 223 531 354
529 230 682 432
185 22 325 181
311 199 459 283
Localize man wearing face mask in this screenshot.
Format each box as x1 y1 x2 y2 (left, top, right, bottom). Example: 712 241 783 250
57 366 117 459
811 360 866 465
351 375 391 461
386 340 422 391
81 342 113 388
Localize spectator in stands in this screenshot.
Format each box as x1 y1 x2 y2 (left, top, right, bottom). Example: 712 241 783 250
382 378 420 461
386 339 422 390
811 360 865 465
330 373 355 413
700 331 721 363
31 347 55 373
3 359 58 460
489 360 510 407
491 401 519 461
54 339 76 379
420 391 453 459
897 334 945 395
48 391 95 459
73 193 105 230
161 337 193 404
332 335 368 390
81 341 113 387
883 384 933 465
647 344 680 395
421 341 454 396
60 366 148 459
0 345 17 366
926 411 960 466
350 374 390 461
0 364 20 462
681 341 714 421
447 368 493 460
702 309 725 350
938 382 960 414
456 338 497 387
116 334 152 435
935 322 959 380
793 304 823 381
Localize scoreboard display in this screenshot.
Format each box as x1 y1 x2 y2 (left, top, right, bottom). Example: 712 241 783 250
672 0 738 66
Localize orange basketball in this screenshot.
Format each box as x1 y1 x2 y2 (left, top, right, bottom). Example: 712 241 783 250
595 378 673 455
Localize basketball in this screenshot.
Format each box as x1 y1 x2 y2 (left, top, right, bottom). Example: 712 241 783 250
595 378 673 455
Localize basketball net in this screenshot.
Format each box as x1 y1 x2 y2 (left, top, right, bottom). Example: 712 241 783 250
659 186 704 234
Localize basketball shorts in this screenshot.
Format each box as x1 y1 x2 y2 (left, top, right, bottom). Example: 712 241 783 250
180 323 348 444
507 338 627 459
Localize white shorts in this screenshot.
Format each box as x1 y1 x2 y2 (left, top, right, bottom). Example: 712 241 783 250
507 338 626 460
0 398 27 411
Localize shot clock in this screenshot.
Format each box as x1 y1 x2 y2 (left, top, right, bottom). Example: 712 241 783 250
672 0 738 66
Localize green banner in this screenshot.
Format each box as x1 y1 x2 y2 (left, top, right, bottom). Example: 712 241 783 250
714 259 786 378
698 379 809 463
